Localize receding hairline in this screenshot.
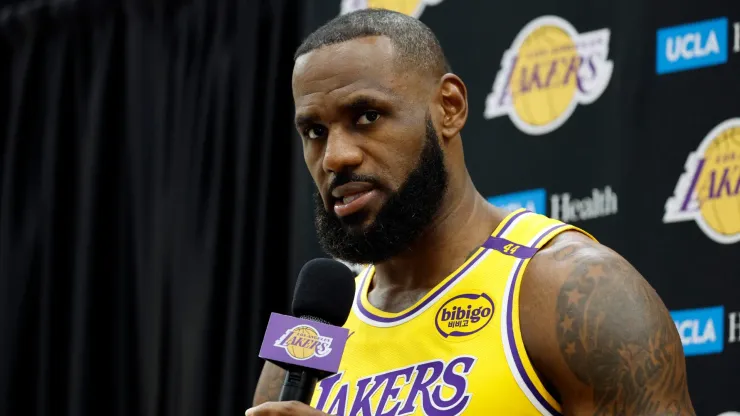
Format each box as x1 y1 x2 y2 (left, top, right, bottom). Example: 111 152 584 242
293 9 452 79
293 35 416 77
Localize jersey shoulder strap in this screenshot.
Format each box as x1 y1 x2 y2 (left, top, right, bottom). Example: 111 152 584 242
481 208 596 258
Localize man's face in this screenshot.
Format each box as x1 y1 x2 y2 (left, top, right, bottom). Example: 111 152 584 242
292 36 448 264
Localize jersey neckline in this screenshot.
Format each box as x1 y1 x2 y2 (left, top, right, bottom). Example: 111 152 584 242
353 208 532 327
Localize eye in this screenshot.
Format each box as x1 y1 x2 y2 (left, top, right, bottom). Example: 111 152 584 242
305 125 327 140
357 111 380 125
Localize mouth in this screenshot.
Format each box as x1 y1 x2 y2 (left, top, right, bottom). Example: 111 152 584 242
340 192 366 205
331 182 379 218
333 189 378 218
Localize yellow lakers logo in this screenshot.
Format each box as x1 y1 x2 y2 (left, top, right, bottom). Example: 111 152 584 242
484 16 614 135
274 324 334 360
664 118 740 244
340 0 444 18
435 293 494 339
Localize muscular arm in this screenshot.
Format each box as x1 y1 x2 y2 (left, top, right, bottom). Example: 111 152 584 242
521 232 695 416
252 361 286 406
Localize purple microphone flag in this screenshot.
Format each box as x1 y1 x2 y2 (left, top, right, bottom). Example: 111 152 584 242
259 313 349 374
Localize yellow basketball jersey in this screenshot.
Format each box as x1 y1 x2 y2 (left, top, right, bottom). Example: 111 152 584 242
310 209 595 415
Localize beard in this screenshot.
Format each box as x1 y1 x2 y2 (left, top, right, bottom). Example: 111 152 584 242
313 116 448 264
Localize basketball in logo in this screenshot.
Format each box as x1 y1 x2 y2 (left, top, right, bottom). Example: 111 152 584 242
274 324 334 360
696 125 740 235
664 118 740 244
287 326 320 359
484 16 614 135
340 0 444 18
511 26 578 127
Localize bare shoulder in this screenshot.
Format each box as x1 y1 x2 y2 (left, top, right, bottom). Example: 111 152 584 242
519 231 695 415
253 361 286 406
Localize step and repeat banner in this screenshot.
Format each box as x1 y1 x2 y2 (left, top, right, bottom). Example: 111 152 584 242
295 0 740 413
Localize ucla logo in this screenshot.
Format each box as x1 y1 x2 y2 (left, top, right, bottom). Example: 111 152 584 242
670 306 725 356
435 293 494 338
664 118 740 244
487 188 547 215
656 17 728 74
315 356 476 415
484 16 613 135
340 0 445 18
274 324 334 360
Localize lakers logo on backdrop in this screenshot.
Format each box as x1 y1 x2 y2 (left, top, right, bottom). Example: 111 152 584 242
340 0 444 18
274 325 334 360
484 16 613 135
664 118 740 244
435 293 494 340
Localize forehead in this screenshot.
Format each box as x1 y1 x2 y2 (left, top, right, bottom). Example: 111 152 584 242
292 36 418 109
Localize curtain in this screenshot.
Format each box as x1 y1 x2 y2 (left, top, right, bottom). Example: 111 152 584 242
0 0 303 414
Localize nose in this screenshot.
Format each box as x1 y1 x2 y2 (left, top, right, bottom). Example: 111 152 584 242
322 129 363 174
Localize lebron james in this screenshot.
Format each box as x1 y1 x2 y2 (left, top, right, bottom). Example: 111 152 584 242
247 8 694 416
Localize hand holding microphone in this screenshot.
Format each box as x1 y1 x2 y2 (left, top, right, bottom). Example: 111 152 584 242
247 259 356 415
246 401 327 416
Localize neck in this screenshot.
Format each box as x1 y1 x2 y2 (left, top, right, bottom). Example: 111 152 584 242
372 172 506 292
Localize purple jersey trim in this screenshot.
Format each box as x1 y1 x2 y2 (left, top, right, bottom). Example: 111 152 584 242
355 209 530 324
481 237 538 259
506 223 567 416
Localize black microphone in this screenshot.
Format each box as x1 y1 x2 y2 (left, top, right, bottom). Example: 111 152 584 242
278 258 356 404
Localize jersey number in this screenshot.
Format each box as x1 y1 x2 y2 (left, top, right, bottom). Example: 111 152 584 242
503 243 520 254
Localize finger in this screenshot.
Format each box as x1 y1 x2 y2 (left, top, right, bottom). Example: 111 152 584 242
245 403 270 416
246 401 323 416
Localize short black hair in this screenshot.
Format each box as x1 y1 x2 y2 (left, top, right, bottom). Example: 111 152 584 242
294 8 451 77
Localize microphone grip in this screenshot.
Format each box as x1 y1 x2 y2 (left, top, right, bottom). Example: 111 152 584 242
278 369 318 404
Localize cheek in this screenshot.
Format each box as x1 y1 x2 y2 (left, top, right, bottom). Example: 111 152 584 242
378 137 425 189
303 142 324 179
376 149 416 191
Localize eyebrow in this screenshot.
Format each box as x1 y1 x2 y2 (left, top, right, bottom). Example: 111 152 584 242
294 88 399 129
342 96 385 112
295 113 317 130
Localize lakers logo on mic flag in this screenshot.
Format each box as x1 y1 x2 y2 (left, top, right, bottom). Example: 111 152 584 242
274 324 334 360
259 313 349 374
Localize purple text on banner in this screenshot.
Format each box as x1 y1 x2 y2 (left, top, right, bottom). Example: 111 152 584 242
259 313 349 374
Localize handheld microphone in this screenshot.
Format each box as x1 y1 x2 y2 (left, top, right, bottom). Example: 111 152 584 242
258 258 356 405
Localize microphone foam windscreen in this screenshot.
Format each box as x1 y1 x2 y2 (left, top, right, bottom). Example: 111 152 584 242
292 258 357 327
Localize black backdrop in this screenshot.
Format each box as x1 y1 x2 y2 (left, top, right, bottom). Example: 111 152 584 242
1 0 739 415
0 0 303 415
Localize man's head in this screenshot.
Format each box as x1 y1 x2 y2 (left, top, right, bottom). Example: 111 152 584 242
292 9 468 264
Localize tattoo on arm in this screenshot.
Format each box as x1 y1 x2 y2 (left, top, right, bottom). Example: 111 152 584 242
553 243 579 261
555 247 694 415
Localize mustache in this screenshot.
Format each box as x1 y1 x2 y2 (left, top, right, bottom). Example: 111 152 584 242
328 172 382 194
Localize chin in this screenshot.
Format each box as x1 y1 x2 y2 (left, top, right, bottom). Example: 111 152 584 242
340 211 376 231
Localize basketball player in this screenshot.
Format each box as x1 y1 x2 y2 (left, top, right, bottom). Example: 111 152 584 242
247 9 694 416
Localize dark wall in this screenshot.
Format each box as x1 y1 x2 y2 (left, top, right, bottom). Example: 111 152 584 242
0 0 303 414
299 1 740 414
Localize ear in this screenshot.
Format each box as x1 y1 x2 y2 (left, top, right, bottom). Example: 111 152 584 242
437 73 468 141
